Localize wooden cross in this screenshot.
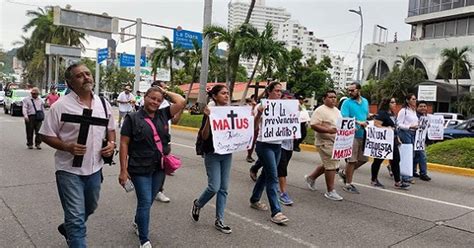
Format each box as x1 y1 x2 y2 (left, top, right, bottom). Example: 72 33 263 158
61 109 109 167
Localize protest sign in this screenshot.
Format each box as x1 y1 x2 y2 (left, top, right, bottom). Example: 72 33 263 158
414 116 429 151
332 117 356 159
210 106 254 155
261 100 301 142
363 126 394 159
399 144 413 177
427 114 444 140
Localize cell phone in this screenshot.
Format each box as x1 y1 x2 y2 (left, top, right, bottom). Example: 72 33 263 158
124 179 134 193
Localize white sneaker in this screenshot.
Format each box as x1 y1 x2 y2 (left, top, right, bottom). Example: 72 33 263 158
155 192 170 203
132 222 139 236
304 175 317 191
324 190 343 201
140 241 152 248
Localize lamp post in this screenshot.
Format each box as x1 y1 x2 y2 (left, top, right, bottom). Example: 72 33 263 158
349 6 363 83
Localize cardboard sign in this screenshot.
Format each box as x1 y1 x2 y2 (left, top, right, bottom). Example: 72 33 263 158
332 117 356 159
363 126 394 160
427 114 444 140
399 144 413 177
414 116 429 151
210 106 254 155
261 100 301 142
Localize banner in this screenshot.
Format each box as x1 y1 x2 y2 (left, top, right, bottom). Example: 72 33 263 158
210 106 254 155
363 126 394 159
332 117 356 159
261 100 301 142
427 114 444 140
414 116 429 151
399 144 413 177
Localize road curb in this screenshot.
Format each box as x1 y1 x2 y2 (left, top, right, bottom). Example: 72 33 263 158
172 125 474 177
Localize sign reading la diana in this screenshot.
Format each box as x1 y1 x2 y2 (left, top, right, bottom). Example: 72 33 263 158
210 106 254 155
173 29 203 50
261 100 301 142
332 117 356 159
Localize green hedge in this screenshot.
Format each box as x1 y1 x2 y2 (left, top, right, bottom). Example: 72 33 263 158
426 138 474 168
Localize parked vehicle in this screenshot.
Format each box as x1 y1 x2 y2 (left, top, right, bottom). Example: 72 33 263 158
0 91 5 105
443 118 474 140
433 112 465 128
4 89 30 116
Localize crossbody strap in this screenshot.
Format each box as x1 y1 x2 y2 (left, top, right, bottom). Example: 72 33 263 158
31 99 39 113
99 96 109 135
144 117 164 169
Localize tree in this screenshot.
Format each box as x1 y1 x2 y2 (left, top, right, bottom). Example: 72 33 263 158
289 56 333 99
377 62 425 102
182 39 203 100
439 47 472 112
150 36 184 82
245 0 257 24
102 65 134 93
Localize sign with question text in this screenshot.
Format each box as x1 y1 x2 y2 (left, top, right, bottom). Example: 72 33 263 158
363 126 394 159
414 116 429 151
261 100 301 142
332 117 356 159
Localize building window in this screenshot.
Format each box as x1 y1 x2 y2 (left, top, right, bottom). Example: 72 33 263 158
408 0 419 16
453 0 465 8
445 20 456 36
420 0 429 14
456 18 468 36
434 22 445 37
441 0 453 10
469 17 474 34
468 0 474 5
425 24 434 38
430 0 441 12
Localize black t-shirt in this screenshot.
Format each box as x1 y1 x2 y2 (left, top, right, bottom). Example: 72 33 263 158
375 110 398 142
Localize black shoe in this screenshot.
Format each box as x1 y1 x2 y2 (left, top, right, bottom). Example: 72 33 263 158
413 172 420 178
215 220 232 234
293 146 301 152
420 174 431 181
57 224 68 240
191 199 200 222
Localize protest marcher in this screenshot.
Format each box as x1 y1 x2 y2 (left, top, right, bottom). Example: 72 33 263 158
304 90 344 200
45 86 60 107
246 95 258 163
293 94 309 152
191 85 234 234
249 82 290 225
397 93 419 184
339 82 369 194
369 98 410 190
414 101 431 181
22 87 45 149
117 85 135 127
135 90 143 111
39 63 116 247
119 86 185 247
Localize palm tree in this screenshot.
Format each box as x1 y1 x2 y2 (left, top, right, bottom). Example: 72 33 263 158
439 47 472 112
245 0 257 24
151 36 184 82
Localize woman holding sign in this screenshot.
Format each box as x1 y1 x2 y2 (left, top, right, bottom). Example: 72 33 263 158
191 85 233 234
397 93 419 184
370 98 410 190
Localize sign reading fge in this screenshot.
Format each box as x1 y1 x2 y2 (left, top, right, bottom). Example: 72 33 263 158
332 117 356 159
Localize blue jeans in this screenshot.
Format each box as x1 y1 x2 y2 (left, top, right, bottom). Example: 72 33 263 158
414 150 427 175
56 169 102 248
250 142 282 217
196 153 232 221
131 169 165 244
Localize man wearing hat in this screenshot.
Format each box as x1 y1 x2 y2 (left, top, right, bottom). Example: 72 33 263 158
117 85 135 127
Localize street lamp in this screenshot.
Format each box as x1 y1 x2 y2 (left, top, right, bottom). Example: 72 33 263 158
349 6 363 83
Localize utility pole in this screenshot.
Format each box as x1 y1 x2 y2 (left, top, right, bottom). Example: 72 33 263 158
134 18 142 93
95 48 100 95
197 0 212 106
349 6 363 83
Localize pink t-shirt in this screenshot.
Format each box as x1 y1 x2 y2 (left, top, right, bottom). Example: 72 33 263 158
46 93 60 106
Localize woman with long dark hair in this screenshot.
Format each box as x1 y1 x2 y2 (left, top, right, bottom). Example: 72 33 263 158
370 98 410 190
397 93 419 184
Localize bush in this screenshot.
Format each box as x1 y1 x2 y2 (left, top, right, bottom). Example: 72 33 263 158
426 138 474 168
176 112 203 129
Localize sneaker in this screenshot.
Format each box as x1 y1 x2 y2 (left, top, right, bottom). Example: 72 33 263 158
337 170 346 184
324 190 343 201
370 179 385 189
304 175 317 191
155 192 170 203
420 174 431 181
387 165 393 177
395 182 411 190
246 156 255 163
342 184 360 194
250 201 268 211
191 199 200 222
413 172 420 178
57 224 68 241
279 192 294 206
215 220 232 234
27 145 33 149
35 145 42 150
293 146 301 152
271 212 289 224
402 178 415 184
132 222 139 236
249 169 257 182
140 241 152 248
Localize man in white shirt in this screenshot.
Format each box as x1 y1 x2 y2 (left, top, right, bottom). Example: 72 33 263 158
22 87 45 149
39 63 116 247
117 85 135 127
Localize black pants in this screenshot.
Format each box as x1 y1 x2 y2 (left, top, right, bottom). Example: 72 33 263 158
371 143 401 182
293 122 307 150
25 115 42 146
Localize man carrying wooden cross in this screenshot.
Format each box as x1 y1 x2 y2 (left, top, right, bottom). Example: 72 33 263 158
40 63 116 247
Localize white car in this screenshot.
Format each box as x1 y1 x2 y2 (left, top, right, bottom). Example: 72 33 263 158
433 112 466 128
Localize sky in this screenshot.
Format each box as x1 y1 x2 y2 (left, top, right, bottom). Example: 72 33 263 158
0 0 410 67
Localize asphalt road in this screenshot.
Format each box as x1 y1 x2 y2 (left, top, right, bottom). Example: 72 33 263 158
1 109 473 248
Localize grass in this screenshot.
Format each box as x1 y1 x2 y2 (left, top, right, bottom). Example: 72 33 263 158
426 138 474 169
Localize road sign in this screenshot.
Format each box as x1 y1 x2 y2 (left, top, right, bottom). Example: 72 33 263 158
173 29 202 50
97 48 108 63
45 43 82 57
119 53 146 67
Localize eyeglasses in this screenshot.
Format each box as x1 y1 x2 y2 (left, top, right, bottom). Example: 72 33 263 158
390 101 396 104
411 98 417 101
348 89 356 92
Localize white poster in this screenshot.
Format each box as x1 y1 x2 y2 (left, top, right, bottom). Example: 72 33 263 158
427 114 444 140
414 116 429 151
363 126 394 160
210 106 254 155
417 85 437 101
332 117 356 159
261 100 301 142
399 144 413 177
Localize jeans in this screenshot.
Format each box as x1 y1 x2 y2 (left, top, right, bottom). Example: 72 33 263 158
131 169 165 244
25 116 42 146
250 142 282 217
56 169 102 248
196 153 232 221
414 150 427 175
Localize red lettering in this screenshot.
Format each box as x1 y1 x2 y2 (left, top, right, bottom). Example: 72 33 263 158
332 148 352 159
337 129 356 136
235 118 249 129
212 119 230 130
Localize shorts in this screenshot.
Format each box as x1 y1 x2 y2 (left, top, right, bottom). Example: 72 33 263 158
347 138 368 163
316 144 339 170
277 149 293 177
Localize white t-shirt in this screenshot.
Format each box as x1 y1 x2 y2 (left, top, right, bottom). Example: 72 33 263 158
117 91 135 112
255 102 282 145
310 104 341 146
